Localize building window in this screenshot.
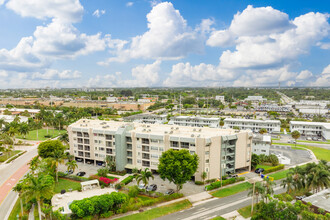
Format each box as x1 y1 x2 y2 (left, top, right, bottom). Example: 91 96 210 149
99 147 105 151
84 146 90 151
142 138 150 144
151 146 158 151
137 159 141 163
180 142 189 149
159 147 164 152
151 154 158 159
205 151 210 155
126 137 132 142
106 148 113 154
106 135 113 140
206 159 209 163
127 158 132 164
170 141 179 148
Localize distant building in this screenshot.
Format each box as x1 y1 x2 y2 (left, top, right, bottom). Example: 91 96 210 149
290 121 330 139
106 97 118 103
244 96 267 102
124 114 167 124
256 105 291 112
68 119 253 181
215 96 225 102
302 189 330 213
224 118 281 133
169 116 220 128
298 108 328 115
0 115 28 124
252 134 271 155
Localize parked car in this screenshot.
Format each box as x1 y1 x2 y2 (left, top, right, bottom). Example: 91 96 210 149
306 137 312 141
146 184 157 192
165 189 175 195
138 184 146 190
97 162 105 166
296 195 306 200
312 137 318 141
0 152 3 156
86 161 92 164
76 171 86 176
76 158 83 162
64 170 73 175
255 168 265 174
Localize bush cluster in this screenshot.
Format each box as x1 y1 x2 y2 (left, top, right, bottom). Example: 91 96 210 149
205 178 216 184
205 177 245 191
69 192 128 218
109 170 126 176
263 164 285 174
259 154 279 166
121 176 134 185
118 193 184 213
195 181 204 185
274 193 293 202
61 175 89 182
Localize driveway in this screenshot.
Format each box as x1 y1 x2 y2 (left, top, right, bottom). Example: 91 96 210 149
127 174 206 196
270 145 312 165
58 161 101 177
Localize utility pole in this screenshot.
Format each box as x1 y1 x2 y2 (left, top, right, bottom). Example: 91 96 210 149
251 181 255 215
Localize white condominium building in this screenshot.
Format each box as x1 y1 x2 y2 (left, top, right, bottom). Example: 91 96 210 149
124 114 167 124
252 134 271 156
215 96 225 102
224 118 281 133
290 121 330 140
244 96 267 102
168 116 220 128
68 119 253 181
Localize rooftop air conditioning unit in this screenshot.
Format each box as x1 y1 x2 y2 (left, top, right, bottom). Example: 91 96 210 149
191 134 194 137
165 131 168 134
176 127 179 130
142 129 146 132
199 129 202 132
171 127 174 130
197 134 201 137
170 131 173 134
193 128 196 131
148 129 151 132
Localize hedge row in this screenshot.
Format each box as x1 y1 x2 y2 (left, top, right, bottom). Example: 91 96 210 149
121 176 134 185
263 164 285 174
205 177 245 191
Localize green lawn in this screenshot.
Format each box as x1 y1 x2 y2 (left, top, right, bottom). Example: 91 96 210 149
8 199 22 220
211 182 252 198
54 178 81 193
0 150 21 162
117 200 192 220
238 204 253 218
137 195 155 202
16 129 66 141
273 143 330 161
297 140 330 144
212 217 226 220
256 164 273 169
268 169 291 180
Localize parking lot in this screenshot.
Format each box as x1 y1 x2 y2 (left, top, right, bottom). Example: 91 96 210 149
127 174 205 196
270 145 313 165
58 161 101 177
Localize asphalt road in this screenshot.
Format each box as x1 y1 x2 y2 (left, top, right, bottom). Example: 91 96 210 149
274 140 330 150
0 145 38 219
156 184 286 220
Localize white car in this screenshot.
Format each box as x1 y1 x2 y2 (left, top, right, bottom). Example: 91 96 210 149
138 184 146 190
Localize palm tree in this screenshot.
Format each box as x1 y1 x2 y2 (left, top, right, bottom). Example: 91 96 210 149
1 133 13 158
248 182 265 204
136 168 154 187
288 166 303 190
263 179 275 203
13 181 25 217
281 174 294 194
66 160 78 173
51 150 65 182
7 127 17 145
201 171 207 184
105 155 116 172
0 118 6 132
291 130 300 147
28 156 41 175
59 132 69 145
18 122 29 139
22 174 54 220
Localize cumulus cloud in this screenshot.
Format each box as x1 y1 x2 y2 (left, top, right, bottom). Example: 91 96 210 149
6 0 83 23
100 2 204 64
32 69 81 80
312 64 330 86
207 5 330 70
296 70 313 81
93 9 106 18
0 0 5 5
126 2 133 7
89 61 161 87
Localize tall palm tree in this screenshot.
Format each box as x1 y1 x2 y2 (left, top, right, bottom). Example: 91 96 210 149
22 174 54 220
248 182 265 204
18 122 29 139
51 150 65 182
263 179 275 203
0 118 6 132
66 160 78 173
1 133 13 158
288 166 303 190
105 155 116 172
13 181 25 217
281 174 294 194
136 168 154 186
59 132 69 145
28 156 41 175
7 127 17 145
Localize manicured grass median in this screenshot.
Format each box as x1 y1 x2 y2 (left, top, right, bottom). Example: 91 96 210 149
211 182 252 198
17 129 66 141
54 178 81 193
273 143 330 161
256 164 273 169
117 200 192 220
297 140 330 144
238 204 253 218
0 150 21 162
268 169 290 180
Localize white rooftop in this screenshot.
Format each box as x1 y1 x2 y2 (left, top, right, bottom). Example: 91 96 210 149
290 121 330 129
224 118 280 124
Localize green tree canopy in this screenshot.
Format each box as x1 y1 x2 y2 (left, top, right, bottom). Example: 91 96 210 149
158 149 198 192
38 140 66 158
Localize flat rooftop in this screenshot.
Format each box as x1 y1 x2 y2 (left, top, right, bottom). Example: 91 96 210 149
69 119 248 138
290 121 330 129
302 189 330 212
224 118 280 123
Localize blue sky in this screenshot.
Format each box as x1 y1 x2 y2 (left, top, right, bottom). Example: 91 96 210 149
0 0 329 88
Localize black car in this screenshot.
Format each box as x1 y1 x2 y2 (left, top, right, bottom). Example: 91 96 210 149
76 171 86 176
165 189 175 195
226 174 238 179
255 168 265 174
146 184 157 192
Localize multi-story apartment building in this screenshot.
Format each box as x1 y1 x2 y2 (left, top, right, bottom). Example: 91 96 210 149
252 134 271 155
290 121 330 139
68 119 253 181
244 96 267 102
256 105 291 112
224 118 281 133
168 116 220 128
124 114 167 124
215 96 225 102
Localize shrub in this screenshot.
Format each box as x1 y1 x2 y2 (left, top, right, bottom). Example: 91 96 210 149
206 179 216 184
115 183 122 190
109 170 126 176
97 168 109 177
128 185 139 198
44 134 52 138
205 177 245 191
100 211 113 218
121 176 134 185
222 175 228 180
263 164 285 174
195 181 204 185
99 177 111 186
